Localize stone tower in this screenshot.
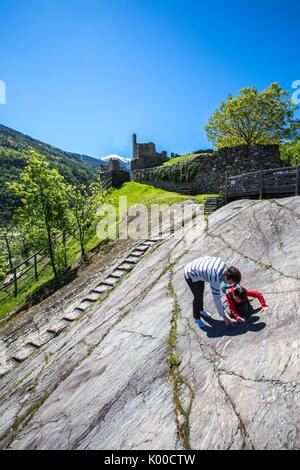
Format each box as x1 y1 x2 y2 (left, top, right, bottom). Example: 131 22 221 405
131 133 168 171
132 133 137 160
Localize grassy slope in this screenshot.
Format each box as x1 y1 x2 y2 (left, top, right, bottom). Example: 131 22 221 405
163 153 201 166
110 181 218 208
0 182 218 320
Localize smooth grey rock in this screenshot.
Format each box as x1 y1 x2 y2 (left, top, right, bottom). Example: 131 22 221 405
0 197 299 450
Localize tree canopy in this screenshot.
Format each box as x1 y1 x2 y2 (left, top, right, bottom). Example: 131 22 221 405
205 83 300 149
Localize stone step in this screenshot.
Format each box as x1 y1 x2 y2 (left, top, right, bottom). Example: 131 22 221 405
118 262 134 272
11 344 37 363
103 276 119 286
63 309 83 322
125 256 139 264
134 245 149 252
47 320 69 336
26 331 54 348
84 291 103 302
74 300 93 312
111 268 126 277
92 284 111 294
130 250 144 257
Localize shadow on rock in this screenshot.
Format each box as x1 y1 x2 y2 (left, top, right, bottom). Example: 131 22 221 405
200 307 266 338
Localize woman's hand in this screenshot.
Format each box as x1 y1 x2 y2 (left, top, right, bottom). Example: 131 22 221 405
262 306 269 312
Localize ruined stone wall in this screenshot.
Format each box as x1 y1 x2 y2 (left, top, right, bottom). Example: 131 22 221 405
100 159 130 189
131 144 284 195
131 134 168 171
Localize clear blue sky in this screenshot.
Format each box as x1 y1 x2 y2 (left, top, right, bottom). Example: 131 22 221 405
0 0 299 159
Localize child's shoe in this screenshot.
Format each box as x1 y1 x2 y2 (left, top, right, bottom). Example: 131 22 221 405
195 319 207 329
200 310 211 318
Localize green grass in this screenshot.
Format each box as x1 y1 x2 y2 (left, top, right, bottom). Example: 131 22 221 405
110 181 218 209
0 181 219 320
0 264 54 320
163 153 203 166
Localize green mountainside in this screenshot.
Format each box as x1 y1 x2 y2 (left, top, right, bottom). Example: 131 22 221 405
0 124 102 222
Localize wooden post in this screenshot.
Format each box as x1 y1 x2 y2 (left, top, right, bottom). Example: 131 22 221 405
14 268 18 297
224 171 228 204
259 170 263 200
4 233 13 270
34 254 38 281
295 165 300 196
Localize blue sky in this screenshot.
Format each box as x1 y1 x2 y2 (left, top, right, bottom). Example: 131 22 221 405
0 0 299 159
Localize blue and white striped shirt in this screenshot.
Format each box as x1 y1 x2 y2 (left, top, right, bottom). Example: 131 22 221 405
184 256 227 317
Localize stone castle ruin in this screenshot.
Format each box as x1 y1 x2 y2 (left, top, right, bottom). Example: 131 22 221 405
100 132 285 195
131 134 169 171
100 158 130 189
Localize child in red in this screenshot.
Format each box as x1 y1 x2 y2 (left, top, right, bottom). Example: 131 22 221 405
222 267 269 323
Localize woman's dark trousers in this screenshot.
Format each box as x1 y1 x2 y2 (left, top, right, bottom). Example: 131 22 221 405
185 277 205 320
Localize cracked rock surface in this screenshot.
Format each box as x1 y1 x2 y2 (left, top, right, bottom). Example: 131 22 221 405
0 197 299 449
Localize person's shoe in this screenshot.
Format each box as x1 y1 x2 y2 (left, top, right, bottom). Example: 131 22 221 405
200 310 211 318
195 319 207 329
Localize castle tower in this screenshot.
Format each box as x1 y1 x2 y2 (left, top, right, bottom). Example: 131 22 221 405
132 133 137 160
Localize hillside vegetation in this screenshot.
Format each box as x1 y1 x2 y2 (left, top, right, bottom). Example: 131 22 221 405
0 124 101 222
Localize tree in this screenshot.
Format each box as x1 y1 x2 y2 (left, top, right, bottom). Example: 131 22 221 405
8 152 71 278
68 181 108 258
281 137 300 166
205 83 300 149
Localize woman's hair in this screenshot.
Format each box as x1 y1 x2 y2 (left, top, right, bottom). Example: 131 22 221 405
234 286 247 300
223 266 241 283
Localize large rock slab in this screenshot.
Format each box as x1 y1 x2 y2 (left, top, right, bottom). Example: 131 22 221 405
0 197 299 449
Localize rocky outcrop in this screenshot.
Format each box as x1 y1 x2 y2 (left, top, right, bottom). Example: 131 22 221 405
0 197 299 449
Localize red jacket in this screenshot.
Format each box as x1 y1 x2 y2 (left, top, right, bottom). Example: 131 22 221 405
226 287 267 319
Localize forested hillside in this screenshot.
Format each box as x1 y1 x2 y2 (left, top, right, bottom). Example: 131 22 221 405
0 124 102 222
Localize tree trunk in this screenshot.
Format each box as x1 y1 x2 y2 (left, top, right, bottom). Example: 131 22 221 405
79 224 85 258
47 226 58 278
62 231 67 268
40 186 58 278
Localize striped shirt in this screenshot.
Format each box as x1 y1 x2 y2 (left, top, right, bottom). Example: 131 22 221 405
184 256 227 317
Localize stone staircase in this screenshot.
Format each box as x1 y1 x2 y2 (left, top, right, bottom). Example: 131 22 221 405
1 237 162 373
204 196 225 215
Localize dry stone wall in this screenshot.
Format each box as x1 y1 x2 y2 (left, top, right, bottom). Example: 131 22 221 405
131 145 284 195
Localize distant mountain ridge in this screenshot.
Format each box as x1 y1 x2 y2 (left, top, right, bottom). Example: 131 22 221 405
0 124 102 169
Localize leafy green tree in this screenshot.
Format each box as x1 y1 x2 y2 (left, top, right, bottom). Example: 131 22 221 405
280 138 300 166
8 152 71 278
68 181 108 258
205 83 299 149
